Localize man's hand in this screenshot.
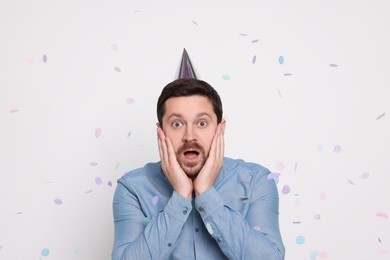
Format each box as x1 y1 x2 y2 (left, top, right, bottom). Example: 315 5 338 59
193 121 226 196
157 126 193 200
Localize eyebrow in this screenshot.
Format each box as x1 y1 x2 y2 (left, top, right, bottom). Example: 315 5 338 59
167 112 212 121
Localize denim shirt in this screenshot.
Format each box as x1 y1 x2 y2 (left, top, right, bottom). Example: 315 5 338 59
112 157 285 260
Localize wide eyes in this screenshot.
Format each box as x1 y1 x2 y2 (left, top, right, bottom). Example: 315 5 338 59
170 120 208 128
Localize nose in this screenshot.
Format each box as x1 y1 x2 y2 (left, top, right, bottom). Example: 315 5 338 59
182 125 197 142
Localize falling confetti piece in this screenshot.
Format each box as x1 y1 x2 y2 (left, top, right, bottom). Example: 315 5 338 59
41 248 50 256
206 223 214 234
283 73 292 76
107 181 112 187
0 245 2 251
192 20 198 26
73 249 80 255
278 56 284 65
317 144 324 151
253 225 261 232
319 251 328 259
378 237 382 243
142 217 150 225
267 172 280 180
379 248 388 255
376 113 386 120
85 190 93 194
361 172 370 179
282 185 291 194
127 131 132 137
310 250 319 260
329 64 338 67
239 33 248 36
348 179 355 185
54 199 62 205
90 162 98 166
127 97 135 105
275 162 285 171
111 44 118 50
222 74 231 80
295 199 301 207
43 54 47 63
295 163 298 171
314 214 321 220
296 236 305 245
252 55 256 64
25 58 34 65
95 177 103 185
251 39 260 43
95 128 102 138
333 145 342 153
292 221 301 224
152 195 159 206
15 212 22 215
376 212 388 219
114 67 122 72
10 109 19 113
278 89 282 98
134 10 141 13
320 192 327 201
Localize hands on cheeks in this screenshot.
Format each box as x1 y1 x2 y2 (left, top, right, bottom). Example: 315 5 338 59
157 121 226 200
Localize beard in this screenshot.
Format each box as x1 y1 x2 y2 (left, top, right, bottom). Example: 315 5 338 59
176 141 207 179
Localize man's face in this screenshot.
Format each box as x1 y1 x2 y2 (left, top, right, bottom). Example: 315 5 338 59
161 95 218 178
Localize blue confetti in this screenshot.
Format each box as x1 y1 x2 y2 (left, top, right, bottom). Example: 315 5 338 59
278 56 284 64
41 248 50 256
296 236 305 245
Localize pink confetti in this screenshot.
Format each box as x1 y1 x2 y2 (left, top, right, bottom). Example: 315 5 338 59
126 98 135 105
95 177 103 185
54 199 63 205
379 248 388 255
295 199 301 207
43 54 48 63
334 145 342 153
252 55 256 64
267 172 280 180
275 162 285 171
320 192 327 201
95 128 102 138
282 185 291 194
25 58 34 65
376 212 388 219
319 251 328 259
114 67 121 72
10 109 19 113
152 195 159 206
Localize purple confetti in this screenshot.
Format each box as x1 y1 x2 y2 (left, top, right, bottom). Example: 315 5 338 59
267 172 280 180
10 109 19 113
43 54 47 63
251 39 260 43
334 145 342 153
152 195 159 205
282 185 291 194
114 67 121 72
95 177 103 185
252 55 256 64
107 181 112 187
329 64 338 67
54 198 63 205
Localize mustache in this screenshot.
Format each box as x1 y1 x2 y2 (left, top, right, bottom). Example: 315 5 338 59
177 141 205 155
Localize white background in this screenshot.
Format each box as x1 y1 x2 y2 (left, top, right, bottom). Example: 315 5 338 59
0 0 389 259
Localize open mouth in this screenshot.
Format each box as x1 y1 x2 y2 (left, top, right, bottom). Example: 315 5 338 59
183 150 200 160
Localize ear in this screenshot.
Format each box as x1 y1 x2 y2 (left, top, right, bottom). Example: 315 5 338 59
220 118 226 133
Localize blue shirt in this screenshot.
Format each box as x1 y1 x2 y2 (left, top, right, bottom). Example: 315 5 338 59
112 157 285 259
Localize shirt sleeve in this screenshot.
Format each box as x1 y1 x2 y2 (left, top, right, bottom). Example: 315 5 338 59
194 171 285 260
112 181 192 260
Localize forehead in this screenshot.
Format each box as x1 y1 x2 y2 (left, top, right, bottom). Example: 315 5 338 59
163 96 216 120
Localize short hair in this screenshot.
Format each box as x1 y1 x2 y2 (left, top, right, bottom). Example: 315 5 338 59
157 78 223 127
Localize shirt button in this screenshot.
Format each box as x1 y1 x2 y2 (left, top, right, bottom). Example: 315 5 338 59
182 209 188 214
198 206 204 211
167 243 172 247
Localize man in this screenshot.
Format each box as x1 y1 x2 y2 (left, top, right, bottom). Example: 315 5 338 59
112 52 285 260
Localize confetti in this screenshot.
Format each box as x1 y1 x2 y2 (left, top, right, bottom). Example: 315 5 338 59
95 128 102 138
90 162 98 166
43 54 47 63
278 56 284 65
111 44 118 50
275 162 285 171
267 172 280 180
0 245 2 251
292 221 301 224
282 185 291 194
134 10 141 13
127 131 132 137
314 214 321 220
378 237 382 243
376 113 386 120
295 199 301 207
73 249 80 255
25 58 34 65
206 223 214 234
41 248 50 256
376 212 388 219
251 39 260 43
319 251 328 259
310 250 319 260
283 73 292 76
329 64 338 67
361 172 370 179
348 179 355 185
15 212 22 215
114 67 121 72
192 20 198 26
317 144 324 151
10 109 19 113
294 163 298 171
239 33 248 36
296 236 305 245
253 225 261 232
127 97 135 105
85 190 93 194
54 199 62 205
152 195 159 206
252 55 256 64
142 217 150 225
333 145 342 153
95 177 103 185
320 192 327 201
379 248 388 255
222 74 231 80
107 181 112 187
278 89 282 98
